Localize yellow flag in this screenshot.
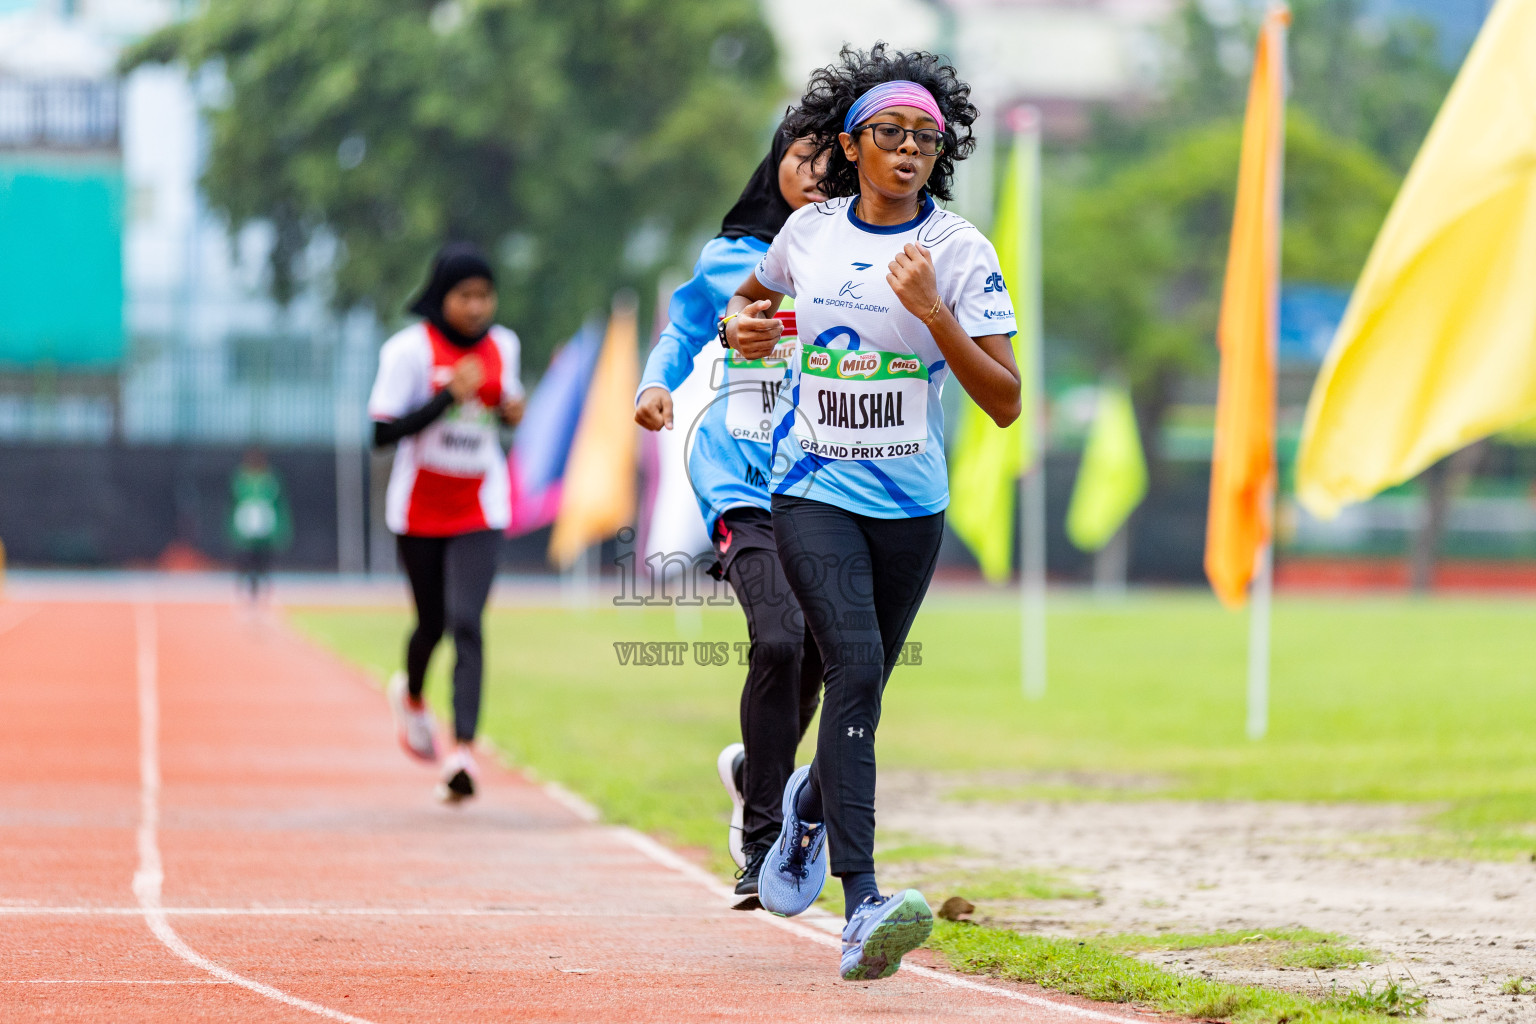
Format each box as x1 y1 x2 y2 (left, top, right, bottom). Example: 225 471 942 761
1066 385 1147 553
948 122 1037 583
1205 6 1287 608
549 295 639 569
1297 0 1536 517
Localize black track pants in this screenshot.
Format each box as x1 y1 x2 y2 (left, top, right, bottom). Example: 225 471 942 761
718 507 824 849
235 544 273 599
770 494 943 876
396 530 500 743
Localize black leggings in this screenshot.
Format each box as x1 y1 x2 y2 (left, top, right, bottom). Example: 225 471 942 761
720 514 823 850
396 530 500 743
235 545 273 599
771 493 943 876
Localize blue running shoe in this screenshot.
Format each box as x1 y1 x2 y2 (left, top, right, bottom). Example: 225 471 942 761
756 765 827 917
839 890 933 981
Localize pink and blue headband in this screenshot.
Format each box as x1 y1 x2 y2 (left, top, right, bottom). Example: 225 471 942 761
842 81 945 135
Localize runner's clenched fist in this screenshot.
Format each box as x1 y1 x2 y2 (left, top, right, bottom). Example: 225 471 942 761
634 386 674 431
887 244 942 323
727 299 783 361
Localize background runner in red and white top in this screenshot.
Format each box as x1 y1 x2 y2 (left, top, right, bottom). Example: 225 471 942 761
368 322 525 536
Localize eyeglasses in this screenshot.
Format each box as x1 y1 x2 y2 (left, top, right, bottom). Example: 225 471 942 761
853 122 946 156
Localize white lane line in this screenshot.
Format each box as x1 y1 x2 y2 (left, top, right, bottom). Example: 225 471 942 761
132 603 378 1024
0 906 708 919
1 979 230 985
539 779 602 822
610 816 1155 1024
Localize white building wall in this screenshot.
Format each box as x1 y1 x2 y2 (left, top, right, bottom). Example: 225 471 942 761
761 0 1173 225
764 0 1171 110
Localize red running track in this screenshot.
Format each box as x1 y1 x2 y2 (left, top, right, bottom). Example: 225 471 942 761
0 597 1156 1023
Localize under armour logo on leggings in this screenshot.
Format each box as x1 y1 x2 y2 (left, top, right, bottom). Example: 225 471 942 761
847 727 865 738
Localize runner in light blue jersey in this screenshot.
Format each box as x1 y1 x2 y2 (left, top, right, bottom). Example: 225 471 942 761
634 123 827 909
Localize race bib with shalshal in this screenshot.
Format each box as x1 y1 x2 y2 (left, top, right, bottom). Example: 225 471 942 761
791 348 928 461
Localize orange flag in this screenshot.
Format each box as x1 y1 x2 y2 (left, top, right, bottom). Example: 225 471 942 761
1205 6 1288 608
548 294 640 569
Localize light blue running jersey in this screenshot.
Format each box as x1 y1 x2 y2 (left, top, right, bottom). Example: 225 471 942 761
636 235 782 536
755 196 1016 519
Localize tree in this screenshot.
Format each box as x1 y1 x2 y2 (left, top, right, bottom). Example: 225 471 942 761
1043 0 1453 468
1045 112 1401 465
125 0 782 367
1154 0 1453 173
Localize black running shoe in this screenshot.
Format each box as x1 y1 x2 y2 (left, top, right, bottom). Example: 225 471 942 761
434 748 478 804
440 768 474 801
732 843 769 911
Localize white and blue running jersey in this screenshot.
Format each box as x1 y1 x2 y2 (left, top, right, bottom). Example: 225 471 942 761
754 195 1016 519
636 235 786 536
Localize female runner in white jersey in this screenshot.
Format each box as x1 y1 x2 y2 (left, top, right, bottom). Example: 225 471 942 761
720 46 1021 980
369 242 525 803
634 121 826 908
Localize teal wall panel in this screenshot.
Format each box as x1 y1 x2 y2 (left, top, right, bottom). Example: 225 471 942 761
0 156 125 369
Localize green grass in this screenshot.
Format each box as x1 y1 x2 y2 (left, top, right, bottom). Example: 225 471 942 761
292 593 1536 867
813 864 1094 919
1332 979 1428 1018
931 867 1098 902
877 839 974 863
1278 944 1377 971
868 835 1097 903
1096 929 1378 971
1104 927 1348 953
945 782 1165 803
928 921 1423 1022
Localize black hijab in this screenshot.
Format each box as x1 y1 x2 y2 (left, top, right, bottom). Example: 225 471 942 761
407 241 496 347
718 125 797 245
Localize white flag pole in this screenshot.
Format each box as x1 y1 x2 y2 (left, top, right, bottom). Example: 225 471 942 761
1247 9 1288 741
1017 106 1047 701
1247 539 1273 740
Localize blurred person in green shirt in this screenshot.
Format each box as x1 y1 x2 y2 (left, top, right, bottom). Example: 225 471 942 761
228 447 291 604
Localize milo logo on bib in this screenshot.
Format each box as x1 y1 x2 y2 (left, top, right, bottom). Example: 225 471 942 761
727 339 797 371
837 352 880 379
722 339 798 445
791 347 930 461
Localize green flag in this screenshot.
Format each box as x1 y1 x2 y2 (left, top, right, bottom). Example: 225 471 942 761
948 129 1037 582
1066 385 1147 552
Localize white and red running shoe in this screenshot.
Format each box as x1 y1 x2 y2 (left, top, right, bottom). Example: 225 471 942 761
387 671 438 763
436 745 479 804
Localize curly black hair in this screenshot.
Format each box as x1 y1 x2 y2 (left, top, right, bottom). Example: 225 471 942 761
781 43 978 203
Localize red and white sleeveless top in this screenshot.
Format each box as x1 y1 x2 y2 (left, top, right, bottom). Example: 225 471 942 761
368 322 525 536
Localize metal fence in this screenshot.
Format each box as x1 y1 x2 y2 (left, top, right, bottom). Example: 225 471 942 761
0 78 119 151
0 301 380 447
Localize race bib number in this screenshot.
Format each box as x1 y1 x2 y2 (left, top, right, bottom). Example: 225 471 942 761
791 348 928 460
416 403 497 477
233 498 277 541
719 339 796 445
